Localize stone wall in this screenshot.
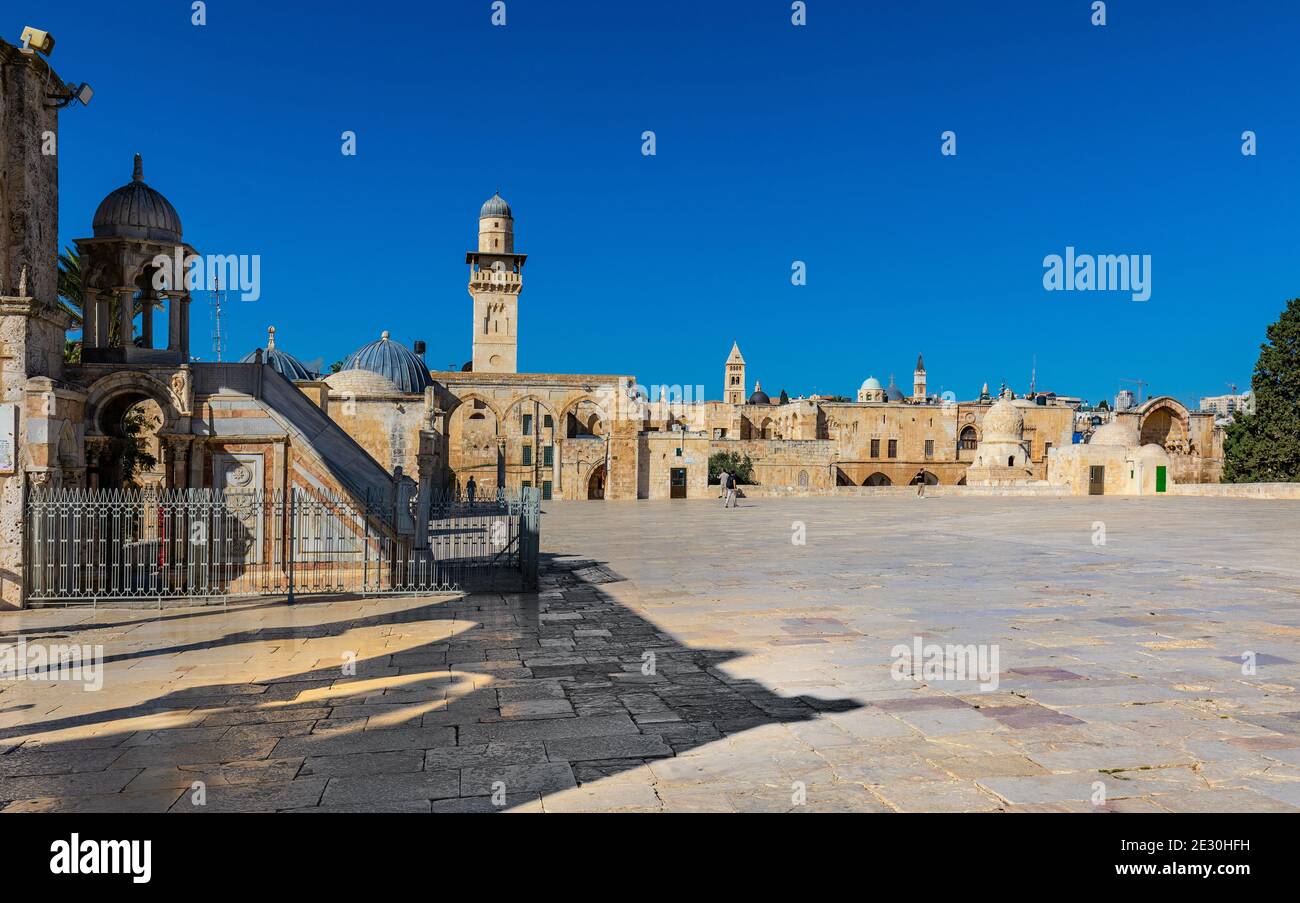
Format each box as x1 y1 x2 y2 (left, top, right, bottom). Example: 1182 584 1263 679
0 41 62 308
1171 482 1300 500
709 437 834 491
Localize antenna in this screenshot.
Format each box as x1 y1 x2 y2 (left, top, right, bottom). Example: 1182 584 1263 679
210 273 224 362
1030 354 1037 396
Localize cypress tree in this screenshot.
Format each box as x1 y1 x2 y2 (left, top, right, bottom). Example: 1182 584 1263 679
1223 298 1300 482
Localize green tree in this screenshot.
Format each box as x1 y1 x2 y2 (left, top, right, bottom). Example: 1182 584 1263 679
709 451 757 485
117 404 159 488
1223 298 1300 482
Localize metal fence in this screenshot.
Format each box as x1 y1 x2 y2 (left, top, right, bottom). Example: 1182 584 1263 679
24 486 540 606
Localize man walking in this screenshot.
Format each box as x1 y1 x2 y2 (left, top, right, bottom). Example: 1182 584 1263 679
724 471 738 509
718 469 730 503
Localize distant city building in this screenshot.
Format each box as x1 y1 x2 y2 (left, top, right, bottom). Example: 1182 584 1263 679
1199 392 1252 418
1115 389 1137 412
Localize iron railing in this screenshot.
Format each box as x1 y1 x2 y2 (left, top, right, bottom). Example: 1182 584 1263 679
24 486 540 606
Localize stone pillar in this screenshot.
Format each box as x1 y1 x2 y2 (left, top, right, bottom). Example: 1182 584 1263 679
168 294 182 352
117 288 134 348
82 289 98 348
179 295 191 361
141 296 154 348
164 436 191 489
414 431 438 551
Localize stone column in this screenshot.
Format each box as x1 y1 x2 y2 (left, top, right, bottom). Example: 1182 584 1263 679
141 295 154 348
81 289 98 349
168 294 182 352
117 289 134 349
178 295 191 361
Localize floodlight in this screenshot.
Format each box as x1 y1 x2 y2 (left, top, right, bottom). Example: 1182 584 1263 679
20 26 55 56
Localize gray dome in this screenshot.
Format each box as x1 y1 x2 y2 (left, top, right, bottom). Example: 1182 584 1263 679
92 155 183 242
885 377 905 402
340 331 433 395
480 192 512 219
747 381 771 405
241 327 316 381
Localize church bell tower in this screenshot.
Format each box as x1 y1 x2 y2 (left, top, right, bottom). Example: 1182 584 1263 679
468 192 526 373
725 342 746 405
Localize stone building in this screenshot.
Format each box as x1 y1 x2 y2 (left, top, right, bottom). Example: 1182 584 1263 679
0 34 1230 605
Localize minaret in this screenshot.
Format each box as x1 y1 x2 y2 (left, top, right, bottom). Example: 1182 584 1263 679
468 191 526 373
725 341 746 405
913 353 927 402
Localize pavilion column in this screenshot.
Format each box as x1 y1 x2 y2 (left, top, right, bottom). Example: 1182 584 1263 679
178 294 191 361
81 290 97 348
168 295 182 351
117 289 134 348
141 295 154 348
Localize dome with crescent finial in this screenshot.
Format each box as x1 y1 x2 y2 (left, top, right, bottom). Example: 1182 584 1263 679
335 331 433 395
981 397 1024 443
480 192 512 219
241 327 316 381
92 154 183 242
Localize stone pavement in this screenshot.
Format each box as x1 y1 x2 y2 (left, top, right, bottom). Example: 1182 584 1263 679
1 495 1299 812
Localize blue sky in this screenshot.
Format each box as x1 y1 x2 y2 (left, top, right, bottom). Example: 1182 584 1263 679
29 0 1300 406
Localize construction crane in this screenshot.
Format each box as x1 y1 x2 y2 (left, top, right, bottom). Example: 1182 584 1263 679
1226 382 1238 395
1120 377 1147 405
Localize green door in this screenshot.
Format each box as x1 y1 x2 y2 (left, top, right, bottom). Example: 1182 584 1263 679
1155 466 1167 493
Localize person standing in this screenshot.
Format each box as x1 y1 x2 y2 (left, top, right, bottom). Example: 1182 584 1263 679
718 469 730 503
725 471 738 509
466 476 477 507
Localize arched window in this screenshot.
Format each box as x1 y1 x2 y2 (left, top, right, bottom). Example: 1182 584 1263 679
959 426 978 450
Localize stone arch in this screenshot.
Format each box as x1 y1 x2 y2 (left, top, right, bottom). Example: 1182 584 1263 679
84 371 184 437
909 470 939 486
863 472 892 487
587 461 607 500
959 425 979 450
1137 397 1190 450
446 392 505 425
558 393 611 438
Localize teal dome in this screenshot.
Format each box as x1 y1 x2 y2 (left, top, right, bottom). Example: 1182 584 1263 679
480 192 512 219
340 331 433 394
242 327 316 380
862 376 883 391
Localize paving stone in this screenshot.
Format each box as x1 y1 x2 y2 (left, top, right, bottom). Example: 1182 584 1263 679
320 771 460 805
544 734 673 762
299 749 424 778
458 762 577 796
169 778 328 812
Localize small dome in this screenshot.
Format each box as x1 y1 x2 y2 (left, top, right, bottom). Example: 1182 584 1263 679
339 331 433 394
982 398 1024 442
92 154 183 242
885 377 905 402
324 368 402 396
1090 420 1139 447
480 192 512 219
1136 443 1171 462
748 381 771 405
861 376 883 391
241 327 316 381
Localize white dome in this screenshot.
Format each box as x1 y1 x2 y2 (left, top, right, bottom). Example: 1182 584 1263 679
1090 420 1139 447
861 376 882 391
981 398 1024 443
324 368 401 396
